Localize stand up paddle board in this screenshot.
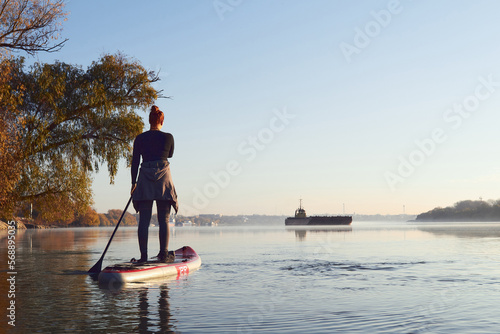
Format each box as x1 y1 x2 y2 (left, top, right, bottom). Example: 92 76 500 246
98 246 201 285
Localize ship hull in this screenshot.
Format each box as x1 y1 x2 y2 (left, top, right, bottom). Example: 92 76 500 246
285 216 352 226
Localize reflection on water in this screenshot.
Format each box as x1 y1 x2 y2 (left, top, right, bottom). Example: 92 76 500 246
137 285 172 333
287 225 352 240
416 222 500 238
84 280 180 333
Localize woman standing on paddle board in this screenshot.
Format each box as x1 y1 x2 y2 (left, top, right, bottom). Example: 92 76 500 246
130 105 178 263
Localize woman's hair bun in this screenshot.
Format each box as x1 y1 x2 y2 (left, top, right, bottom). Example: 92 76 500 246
149 105 164 125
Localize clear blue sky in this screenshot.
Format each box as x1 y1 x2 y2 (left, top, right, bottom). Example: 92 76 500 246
33 0 500 216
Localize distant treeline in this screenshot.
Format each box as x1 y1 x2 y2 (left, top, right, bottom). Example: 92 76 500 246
220 215 287 226
353 214 416 221
416 200 500 222
95 210 137 227
66 208 137 227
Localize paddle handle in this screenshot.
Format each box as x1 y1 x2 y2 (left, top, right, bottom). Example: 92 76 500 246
100 196 133 257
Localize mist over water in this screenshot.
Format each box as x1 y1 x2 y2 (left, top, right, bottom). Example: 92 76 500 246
3 221 500 333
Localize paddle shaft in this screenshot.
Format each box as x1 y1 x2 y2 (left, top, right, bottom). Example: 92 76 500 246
88 196 133 274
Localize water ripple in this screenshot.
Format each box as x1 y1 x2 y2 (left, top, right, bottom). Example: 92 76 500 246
281 260 427 275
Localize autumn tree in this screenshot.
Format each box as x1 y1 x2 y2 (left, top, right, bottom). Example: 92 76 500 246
0 1 163 223
71 207 100 227
2 53 160 222
0 59 23 214
105 209 137 226
1 0 67 217
98 213 111 226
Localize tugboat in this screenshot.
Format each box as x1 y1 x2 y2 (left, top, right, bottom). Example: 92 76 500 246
285 199 352 226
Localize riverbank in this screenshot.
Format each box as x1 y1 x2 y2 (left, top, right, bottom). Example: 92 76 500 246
0 219 51 229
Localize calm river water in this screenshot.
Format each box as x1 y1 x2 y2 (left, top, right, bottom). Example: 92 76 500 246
2 221 500 333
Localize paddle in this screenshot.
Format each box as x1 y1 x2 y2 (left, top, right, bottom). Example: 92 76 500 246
88 195 133 276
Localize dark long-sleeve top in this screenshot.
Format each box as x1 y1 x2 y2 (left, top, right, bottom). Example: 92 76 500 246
131 130 174 184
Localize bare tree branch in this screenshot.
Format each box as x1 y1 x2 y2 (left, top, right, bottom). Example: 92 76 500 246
0 0 68 55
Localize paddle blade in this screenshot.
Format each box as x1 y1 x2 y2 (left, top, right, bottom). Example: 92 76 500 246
88 258 103 275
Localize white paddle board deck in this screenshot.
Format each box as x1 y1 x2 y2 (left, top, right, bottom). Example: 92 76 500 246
98 246 201 284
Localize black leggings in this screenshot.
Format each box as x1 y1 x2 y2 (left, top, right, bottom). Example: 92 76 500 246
136 200 171 259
